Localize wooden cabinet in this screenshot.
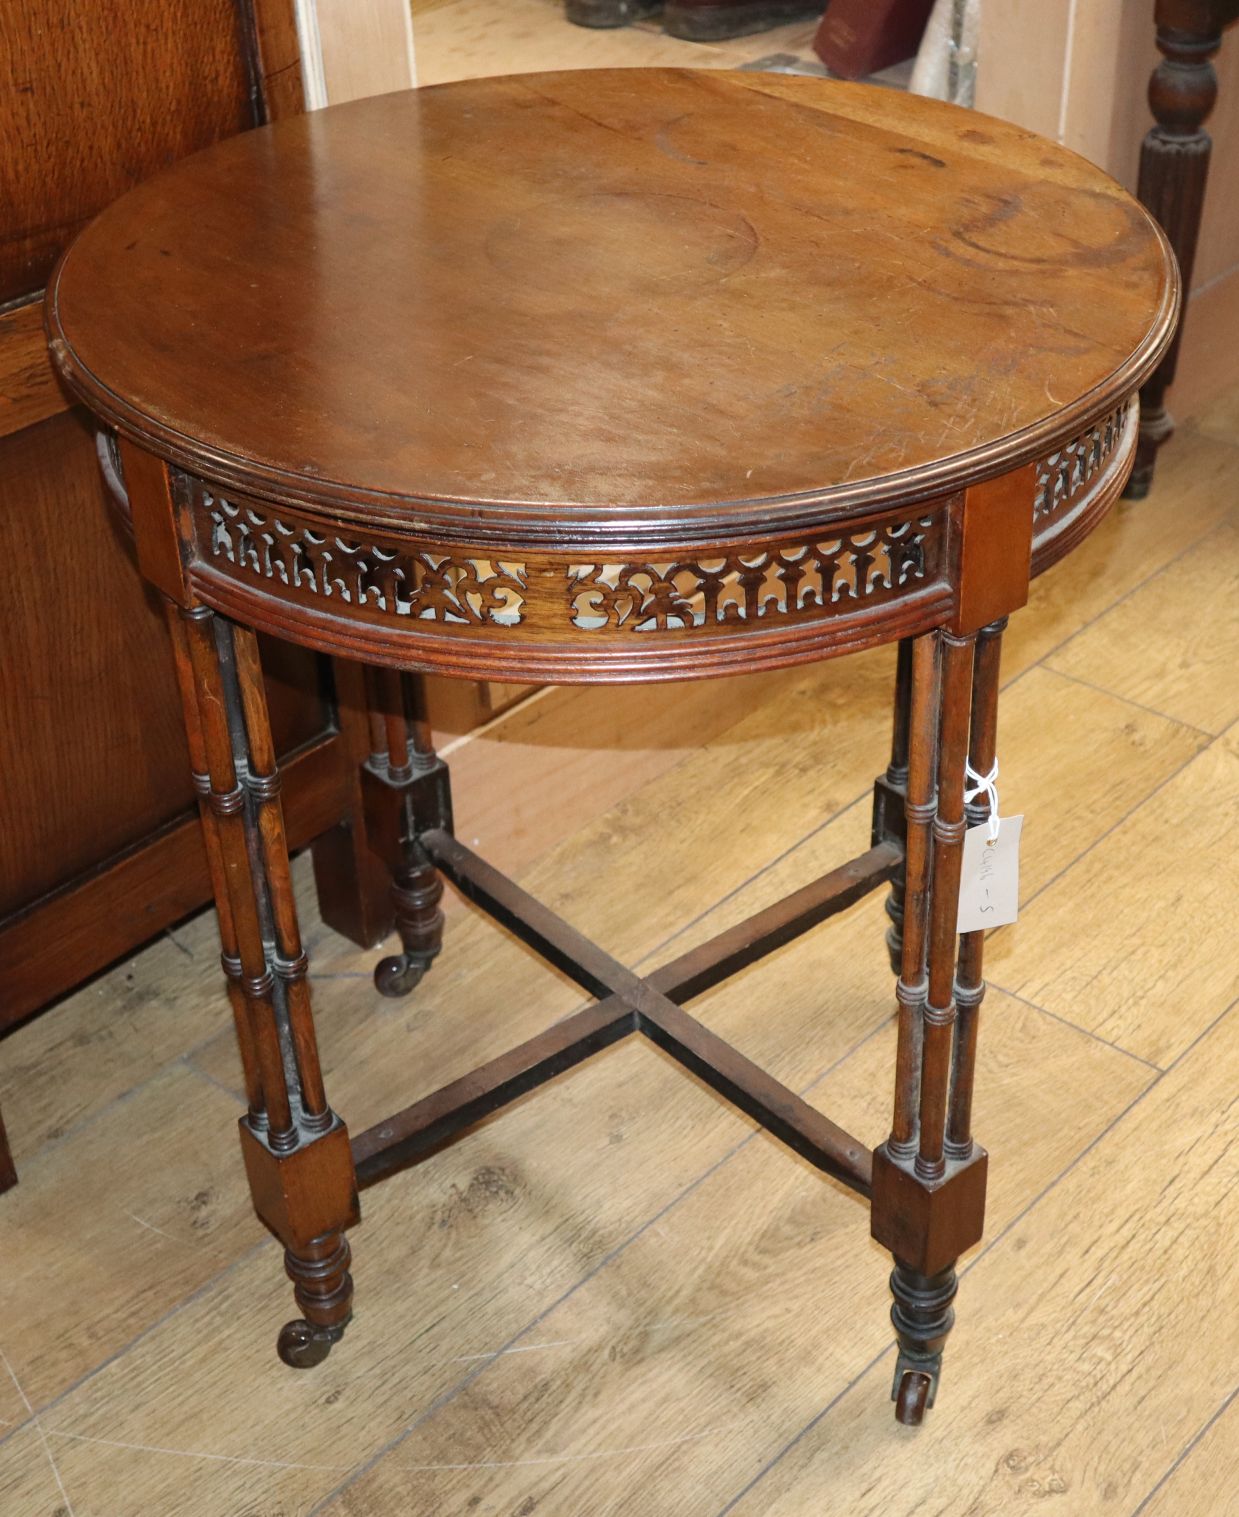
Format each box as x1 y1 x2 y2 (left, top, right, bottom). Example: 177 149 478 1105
0 0 393 1185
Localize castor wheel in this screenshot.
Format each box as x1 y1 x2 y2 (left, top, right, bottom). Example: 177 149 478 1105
373 952 428 997
894 1369 933 1426
277 1318 345 1369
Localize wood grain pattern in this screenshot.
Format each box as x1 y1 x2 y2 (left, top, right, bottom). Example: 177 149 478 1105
189 645 893 1100
0 407 1232 1508
1046 517 1239 733
243 0 305 122
987 736 1239 1067
8 35 1202 1488
0 299 66 440
323 993 1153 1515
0 1429 71 1516
1140 1395 1239 1515
0 412 198 913
0 1066 254 1407
37 1045 755 1515
1002 426 1239 679
47 71 1176 546
725 1005 1239 1517
1 0 256 301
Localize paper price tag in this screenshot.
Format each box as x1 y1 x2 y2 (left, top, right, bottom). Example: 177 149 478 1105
956 814 1022 933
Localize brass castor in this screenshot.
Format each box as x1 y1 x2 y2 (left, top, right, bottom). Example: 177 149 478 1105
277 1317 347 1369
373 951 429 997
894 1368 933 1425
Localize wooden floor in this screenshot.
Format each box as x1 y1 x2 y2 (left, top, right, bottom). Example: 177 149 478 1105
408 0 913 87
5 13 1239 1511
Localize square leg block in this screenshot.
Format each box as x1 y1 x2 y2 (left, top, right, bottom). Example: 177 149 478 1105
361 757 453 875
240 1119 360 1252
871 772 908 848
870 1143 988 1276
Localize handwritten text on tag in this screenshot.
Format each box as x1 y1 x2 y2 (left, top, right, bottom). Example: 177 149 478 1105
957 814 1023 933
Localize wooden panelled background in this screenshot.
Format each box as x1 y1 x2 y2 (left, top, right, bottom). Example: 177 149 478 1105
0 1 395 1105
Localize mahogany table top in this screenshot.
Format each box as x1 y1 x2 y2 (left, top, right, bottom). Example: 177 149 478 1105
48 69 1177 552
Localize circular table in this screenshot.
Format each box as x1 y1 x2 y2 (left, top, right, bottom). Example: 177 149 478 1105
48 69 1176 1425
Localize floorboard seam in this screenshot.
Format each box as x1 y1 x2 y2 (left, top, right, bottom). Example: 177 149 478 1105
1015 504 1235 675
1 788 888 1465
301 1014 894 1514
1040 663 1218 737
707 995 1238 1516
1127 1379 1239 1517
994 731 1216 920
985 983 1163 1071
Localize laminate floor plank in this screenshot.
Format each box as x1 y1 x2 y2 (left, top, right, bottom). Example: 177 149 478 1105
1138 1390 1239 1517
721 1005 1239 1517
316 994 1153 1515
0 1066 253 1410
986 736 1239 1067
1046 517 1239 735
1002 430 1239 679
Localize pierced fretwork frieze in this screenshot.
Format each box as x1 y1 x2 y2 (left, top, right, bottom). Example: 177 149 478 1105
199 494 526 626
567 516 942 633
188 480 949 639
1034 401 1131 524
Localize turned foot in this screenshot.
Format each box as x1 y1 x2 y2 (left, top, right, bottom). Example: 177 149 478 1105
374 839 444 999
374 950 430 997
888 1261 957 1426
277 1315 349 1368
280 1233 354 1368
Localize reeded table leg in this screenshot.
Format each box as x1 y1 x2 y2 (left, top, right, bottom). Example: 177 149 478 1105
873 637 915 973
871 625 995 1425
167 603 359 1368
1128 6 1226 497
366 667 451 998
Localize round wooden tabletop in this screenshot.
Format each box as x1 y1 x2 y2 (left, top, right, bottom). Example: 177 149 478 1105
49 69 1176 552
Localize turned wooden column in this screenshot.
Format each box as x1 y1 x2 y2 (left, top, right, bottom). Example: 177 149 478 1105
1128 0 1238 496
871 470 1032 1425
873 637 916 975
176 603 359 1367
365 666 449 997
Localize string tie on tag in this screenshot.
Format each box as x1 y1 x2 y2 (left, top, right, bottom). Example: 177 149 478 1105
964 759 1001 843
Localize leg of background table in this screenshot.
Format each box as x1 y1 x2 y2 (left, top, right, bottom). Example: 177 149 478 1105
310 656 396 950
1127 8 1223 498
168 602 359 1368
871 627 988 1425
370 667 449 997
873 637 914 974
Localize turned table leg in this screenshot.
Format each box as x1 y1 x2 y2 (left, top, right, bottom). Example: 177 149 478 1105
1128 4 1226 497
873 637 914 974
871 626 990 1425
166 603 359 1368
366 666 451 998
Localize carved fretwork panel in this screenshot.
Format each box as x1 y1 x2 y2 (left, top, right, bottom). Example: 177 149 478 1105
186 477 951 645
1034 401 1132 527
566 517 942 633
199 493 527 626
